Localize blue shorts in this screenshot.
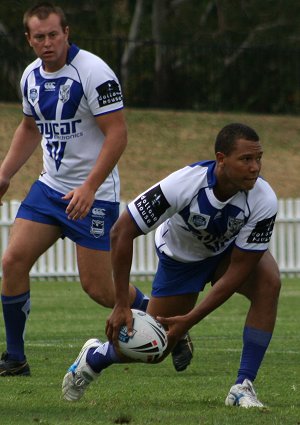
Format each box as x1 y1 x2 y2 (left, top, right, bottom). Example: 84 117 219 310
152 246 233 297
16 180 119 250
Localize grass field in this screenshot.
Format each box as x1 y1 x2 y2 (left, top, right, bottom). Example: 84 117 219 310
0 104 299 423
0 103 299 201
0 278 299 425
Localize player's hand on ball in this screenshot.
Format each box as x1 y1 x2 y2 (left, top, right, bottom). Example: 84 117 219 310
156 314 190 350
116 310 168 363
106 305 133 346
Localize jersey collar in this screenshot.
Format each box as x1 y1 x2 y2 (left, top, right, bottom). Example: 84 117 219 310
198 160 217 188
66 43 80 64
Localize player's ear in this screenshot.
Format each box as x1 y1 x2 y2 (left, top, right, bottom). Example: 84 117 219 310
25 32 32 46
215 151 226 166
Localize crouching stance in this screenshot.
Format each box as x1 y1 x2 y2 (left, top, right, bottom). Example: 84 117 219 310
62 123 281 408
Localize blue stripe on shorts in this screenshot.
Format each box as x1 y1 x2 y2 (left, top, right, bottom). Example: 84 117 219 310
16 180 119 250
152 246 233 297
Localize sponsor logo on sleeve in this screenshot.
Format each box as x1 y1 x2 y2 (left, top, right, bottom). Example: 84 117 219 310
96 80 123 107
134 185 170 228
247 214 277 243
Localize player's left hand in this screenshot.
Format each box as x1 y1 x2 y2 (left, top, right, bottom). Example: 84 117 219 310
62 184 95 220
156 314 190 350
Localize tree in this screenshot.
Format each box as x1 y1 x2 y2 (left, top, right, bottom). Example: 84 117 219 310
0 0 299 112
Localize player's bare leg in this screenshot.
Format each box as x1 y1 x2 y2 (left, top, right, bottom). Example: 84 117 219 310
225 251 281 408
237 250 281 332
147 293 198 367
1 219 61 375
76 245 148 309
1 219 61 296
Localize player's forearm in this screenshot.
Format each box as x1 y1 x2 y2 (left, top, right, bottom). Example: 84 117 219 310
111 240 131 308
85 132 127 193
112 241 134 307
112 262 132 308
185 250 265 327
186 262 256 329
111 212 142 307
186 280 235 329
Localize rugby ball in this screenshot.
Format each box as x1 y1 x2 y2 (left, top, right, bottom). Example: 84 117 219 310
118 309 168 363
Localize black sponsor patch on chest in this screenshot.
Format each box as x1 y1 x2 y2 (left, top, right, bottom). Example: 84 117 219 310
134 185 170 228
247 214 276 243
96 80 123 107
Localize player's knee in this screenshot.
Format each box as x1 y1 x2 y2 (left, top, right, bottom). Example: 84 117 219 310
268 269 281 299
2 249 29 277
258 252 281 300
81 280 115 308
258 265 281 302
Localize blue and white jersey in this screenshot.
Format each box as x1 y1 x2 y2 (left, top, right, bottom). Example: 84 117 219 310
128 161 278 263
21 44 124 201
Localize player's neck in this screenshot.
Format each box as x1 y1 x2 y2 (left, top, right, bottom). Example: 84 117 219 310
213 186 234 202
42 45 70 73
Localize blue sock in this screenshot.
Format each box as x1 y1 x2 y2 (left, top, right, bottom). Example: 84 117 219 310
236 326 272 384
86 341 121 373
1 291 31 361
131 286 149 312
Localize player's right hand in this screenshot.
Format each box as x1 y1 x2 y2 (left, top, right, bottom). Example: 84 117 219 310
106 305 133 348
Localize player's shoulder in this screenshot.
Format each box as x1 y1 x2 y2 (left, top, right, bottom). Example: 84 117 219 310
253 176 277 199
21 57 41 80
176 160 214 178
248 176 278 213
71 47 113 73
159 161 213 205
163 160 212 187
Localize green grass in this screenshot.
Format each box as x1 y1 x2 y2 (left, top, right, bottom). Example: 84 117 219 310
1 103 300 201
0 278 299 424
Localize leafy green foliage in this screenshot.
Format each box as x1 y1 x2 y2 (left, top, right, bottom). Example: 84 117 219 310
1 1 300 112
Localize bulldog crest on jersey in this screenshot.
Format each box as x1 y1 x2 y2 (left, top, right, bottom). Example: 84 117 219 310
90 208 106 238
227 217 244 235
59 85 71 103
28 86 39 106
90 219 104 238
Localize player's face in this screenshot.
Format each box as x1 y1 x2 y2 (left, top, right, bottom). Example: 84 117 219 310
216 138 263 197
26 13 69 72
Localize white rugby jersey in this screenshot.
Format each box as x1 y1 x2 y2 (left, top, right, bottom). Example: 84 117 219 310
128 161 278 263
21 44 124 201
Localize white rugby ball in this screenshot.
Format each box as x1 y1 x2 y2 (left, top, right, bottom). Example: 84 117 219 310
118 309 168 363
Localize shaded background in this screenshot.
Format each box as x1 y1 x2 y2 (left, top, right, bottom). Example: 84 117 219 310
0 0 299 113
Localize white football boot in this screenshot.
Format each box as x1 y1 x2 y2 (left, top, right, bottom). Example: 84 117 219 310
62 338 101 401
225 379 265 408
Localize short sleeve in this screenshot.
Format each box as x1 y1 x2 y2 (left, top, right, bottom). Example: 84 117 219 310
235 179 278 251
127 165 208 234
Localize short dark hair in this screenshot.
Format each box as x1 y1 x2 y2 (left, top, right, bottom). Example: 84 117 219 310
23 2 68 34
215 123 259 155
